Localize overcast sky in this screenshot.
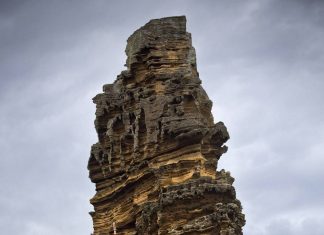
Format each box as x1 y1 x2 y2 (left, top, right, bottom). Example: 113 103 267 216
1 0 324 234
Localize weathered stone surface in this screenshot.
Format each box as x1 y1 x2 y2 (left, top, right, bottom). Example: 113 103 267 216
88 16 245 235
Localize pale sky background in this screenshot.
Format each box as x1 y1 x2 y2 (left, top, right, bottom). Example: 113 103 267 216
1 0 324 234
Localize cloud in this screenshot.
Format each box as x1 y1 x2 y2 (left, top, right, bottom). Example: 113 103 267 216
1 0 323 234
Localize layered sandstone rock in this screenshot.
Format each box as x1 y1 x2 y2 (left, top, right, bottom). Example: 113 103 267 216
88 16 245 235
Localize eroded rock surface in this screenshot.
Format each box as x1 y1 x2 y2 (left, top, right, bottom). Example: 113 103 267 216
88 16 245 235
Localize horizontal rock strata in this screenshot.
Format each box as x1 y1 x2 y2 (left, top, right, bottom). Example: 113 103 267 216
88 16 245 235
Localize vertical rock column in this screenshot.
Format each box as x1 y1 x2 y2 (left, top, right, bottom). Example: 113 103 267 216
88 16 245 235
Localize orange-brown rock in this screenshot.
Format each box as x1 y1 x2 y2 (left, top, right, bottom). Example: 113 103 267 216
88 16 245 235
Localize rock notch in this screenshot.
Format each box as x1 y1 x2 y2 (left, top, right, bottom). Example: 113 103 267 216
88 16 245 234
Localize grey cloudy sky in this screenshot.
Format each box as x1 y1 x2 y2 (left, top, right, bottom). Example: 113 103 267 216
1 0 324 234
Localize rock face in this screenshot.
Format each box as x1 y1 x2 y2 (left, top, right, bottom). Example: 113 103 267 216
88 16 245 235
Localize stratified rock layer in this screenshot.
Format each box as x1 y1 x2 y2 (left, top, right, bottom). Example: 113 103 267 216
88 16 245 235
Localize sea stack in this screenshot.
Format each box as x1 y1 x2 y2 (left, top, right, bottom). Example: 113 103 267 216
88 16 245 234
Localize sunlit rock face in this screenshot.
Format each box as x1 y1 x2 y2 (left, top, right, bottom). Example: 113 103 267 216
88 16 245 235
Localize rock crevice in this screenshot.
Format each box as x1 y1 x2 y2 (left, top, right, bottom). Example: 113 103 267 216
88 16 245 235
